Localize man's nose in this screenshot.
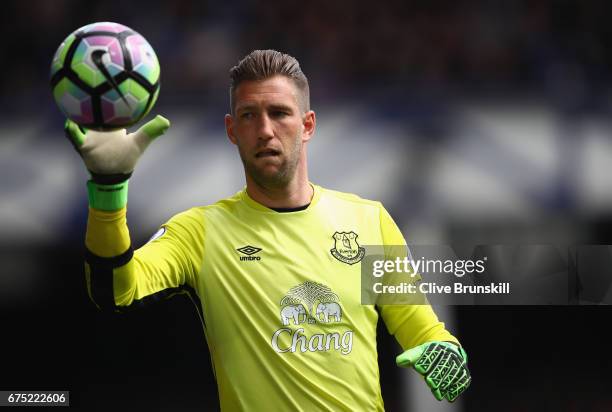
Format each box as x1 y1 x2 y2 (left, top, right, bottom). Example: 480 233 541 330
256 113 274 140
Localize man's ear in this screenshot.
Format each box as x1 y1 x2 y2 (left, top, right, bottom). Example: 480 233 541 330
302 110 316 143
225 114 237 145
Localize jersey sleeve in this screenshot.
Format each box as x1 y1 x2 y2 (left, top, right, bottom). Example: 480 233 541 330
85 206 205 311
376 204 460 350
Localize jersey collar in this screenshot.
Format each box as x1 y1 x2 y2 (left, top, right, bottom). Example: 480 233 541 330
241 183 321 213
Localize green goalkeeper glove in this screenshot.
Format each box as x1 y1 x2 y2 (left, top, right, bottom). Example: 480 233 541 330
64 116 170 211
396 341 471 402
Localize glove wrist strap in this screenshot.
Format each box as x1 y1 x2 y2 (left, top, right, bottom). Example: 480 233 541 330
90 171 133 185
87 180 129 211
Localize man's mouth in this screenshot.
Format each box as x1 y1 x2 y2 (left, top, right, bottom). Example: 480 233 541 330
256 149 281 158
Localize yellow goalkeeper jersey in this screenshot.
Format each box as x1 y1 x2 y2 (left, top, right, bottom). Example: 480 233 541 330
85 183 458 411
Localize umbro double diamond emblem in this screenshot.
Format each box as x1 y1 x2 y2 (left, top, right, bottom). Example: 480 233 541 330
237 245 262 261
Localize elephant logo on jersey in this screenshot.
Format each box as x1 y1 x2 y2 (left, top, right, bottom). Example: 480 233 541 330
279 281 341 324
330 231 365 265
315 302 342 323
280 304 307 325
273 282 354 355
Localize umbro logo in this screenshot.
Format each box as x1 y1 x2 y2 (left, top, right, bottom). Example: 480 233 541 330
237 245 262 261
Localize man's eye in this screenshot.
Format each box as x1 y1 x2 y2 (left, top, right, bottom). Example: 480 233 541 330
240 112 254 120
271 111 288 118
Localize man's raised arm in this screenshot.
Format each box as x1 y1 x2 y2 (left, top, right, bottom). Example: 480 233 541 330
66 117 203 311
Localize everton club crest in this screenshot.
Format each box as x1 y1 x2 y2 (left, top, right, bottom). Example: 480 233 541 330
330 231 365 265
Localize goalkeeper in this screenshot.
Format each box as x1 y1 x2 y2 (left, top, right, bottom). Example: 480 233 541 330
67 49 470 410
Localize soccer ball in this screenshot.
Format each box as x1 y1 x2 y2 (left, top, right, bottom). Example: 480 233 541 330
50 22 160 130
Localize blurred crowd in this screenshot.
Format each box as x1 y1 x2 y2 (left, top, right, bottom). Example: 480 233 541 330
5 0 612 113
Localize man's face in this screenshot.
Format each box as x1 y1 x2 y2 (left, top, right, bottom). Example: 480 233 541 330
225 75 315 188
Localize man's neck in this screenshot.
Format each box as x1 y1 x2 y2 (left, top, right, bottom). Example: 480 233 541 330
245 176 313 209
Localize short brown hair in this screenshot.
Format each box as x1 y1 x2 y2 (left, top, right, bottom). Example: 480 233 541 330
229 50 310 114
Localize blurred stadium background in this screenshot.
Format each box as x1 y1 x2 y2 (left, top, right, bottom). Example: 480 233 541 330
1 0 612 410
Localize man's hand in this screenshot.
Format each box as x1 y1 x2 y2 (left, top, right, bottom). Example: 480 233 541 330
65 115 170 179
396 341 471 402
65 115 170 210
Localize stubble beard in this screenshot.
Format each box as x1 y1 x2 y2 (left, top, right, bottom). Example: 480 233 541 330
241 135 302 190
